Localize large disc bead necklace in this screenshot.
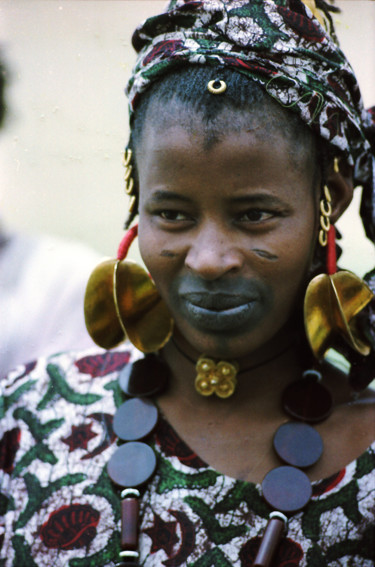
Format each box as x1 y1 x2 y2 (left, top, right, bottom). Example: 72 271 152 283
253 368 333 566
107 354 333 567
107 354 170 566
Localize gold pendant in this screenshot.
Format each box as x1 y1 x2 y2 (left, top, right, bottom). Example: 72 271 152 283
195 355 238 398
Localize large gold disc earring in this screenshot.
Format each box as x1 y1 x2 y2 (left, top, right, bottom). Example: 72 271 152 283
84 225 173 352
304 186 373 360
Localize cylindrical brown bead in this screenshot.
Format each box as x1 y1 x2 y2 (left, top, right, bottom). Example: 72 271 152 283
252 517 285 567
121 498 140 550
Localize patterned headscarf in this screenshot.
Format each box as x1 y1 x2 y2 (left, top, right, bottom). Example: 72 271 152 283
126 0 375 243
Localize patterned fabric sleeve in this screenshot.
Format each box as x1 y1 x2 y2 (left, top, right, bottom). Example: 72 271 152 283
0 348 134 567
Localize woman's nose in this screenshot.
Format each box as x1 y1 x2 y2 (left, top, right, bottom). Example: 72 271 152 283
184 224 243 280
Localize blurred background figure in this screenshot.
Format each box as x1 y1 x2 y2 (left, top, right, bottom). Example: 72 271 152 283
0 54 100 378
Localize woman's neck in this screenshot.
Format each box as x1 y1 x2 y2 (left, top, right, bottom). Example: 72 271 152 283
160 330 306 411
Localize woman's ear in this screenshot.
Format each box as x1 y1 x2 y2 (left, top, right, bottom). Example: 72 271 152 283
326 158 354 223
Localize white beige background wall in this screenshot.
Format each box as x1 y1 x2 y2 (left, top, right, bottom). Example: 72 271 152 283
0 1 374 271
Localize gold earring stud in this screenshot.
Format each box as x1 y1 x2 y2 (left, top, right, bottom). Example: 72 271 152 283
207 79 227 94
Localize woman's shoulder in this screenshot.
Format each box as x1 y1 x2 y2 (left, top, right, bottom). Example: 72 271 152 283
0 345 141 566
0 344 139 422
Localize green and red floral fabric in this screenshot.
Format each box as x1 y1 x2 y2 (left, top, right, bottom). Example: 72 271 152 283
126 0 375 243
1 345 374 566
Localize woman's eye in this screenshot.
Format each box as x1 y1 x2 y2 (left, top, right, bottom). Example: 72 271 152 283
239 209 274 222
159 210 191 221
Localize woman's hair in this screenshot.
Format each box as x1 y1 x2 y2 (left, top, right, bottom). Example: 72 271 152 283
126 65 330 227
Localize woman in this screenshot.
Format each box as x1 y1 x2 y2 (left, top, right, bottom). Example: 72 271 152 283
1 1 374 566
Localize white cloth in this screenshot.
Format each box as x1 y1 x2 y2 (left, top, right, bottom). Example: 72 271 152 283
0 231 101 377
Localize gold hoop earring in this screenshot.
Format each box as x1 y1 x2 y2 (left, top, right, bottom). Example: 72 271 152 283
318 185 332 247
320 198 332 218
123 148 137 213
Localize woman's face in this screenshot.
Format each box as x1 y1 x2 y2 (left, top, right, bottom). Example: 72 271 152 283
137 111 319 360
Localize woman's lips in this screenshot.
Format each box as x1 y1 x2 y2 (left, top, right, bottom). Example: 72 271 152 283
179 292 260 331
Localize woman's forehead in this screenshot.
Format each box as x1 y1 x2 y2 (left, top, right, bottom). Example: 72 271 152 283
142 99 291 141
138 103 315 174
137 122 316 200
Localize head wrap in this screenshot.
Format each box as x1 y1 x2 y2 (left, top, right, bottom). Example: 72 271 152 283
126 0 375 243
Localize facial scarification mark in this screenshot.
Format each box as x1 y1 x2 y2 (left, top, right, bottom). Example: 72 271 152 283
161 250 178 258
252 248 278 261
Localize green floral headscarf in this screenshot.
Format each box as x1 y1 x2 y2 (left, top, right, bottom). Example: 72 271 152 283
126 0 375 243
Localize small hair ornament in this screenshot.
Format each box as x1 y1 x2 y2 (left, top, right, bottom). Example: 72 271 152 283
207 79 227 94
84 225 173 353
304 185 373 360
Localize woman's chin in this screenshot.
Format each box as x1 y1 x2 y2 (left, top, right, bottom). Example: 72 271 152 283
171 326 264 362
171 318 297 366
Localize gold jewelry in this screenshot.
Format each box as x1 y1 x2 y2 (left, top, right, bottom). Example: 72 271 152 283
128 195 137 214
195 355 238 398
305 209 374 360
320 198 332 218
123 149 134 194
207 79 227 95
84 227 173 352
123 148 132 167
304 270 373 360
123 148 137 212
125 177 134 196
84 258 173 352
124 165 133 182
318 185 332 247
333 157 340 173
